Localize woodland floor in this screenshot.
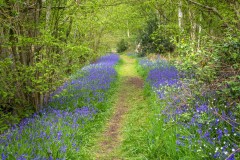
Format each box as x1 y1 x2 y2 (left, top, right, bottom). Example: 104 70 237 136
93 55 149 159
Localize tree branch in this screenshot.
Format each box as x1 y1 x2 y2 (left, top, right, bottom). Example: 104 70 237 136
186 0 223 20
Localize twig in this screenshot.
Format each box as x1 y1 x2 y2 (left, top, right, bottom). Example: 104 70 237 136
187 0 223 20
213 111 240 131
225 148 240 160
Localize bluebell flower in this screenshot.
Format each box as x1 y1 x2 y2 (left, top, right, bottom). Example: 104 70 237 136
57 131 62 140
217 129 223 141
196 104 208 113
226 154 235 160
224 128 228 135
60 145 67 153
1 153 7 160
214 152 220 158
17 155 27 160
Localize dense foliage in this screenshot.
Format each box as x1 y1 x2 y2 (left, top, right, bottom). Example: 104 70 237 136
137 17 175 55
116 39 128 53
0 0 94 112
135 0 240 90
0 54 119 159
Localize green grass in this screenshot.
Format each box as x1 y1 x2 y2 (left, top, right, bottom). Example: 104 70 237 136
116 63 173 160
119 87 151 160
74 61 123 159
106 55 154 159
143 86 208 160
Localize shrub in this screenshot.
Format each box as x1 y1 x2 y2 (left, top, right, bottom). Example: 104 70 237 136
116 39 128 53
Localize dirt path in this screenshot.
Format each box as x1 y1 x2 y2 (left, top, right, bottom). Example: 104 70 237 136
95 55 144 159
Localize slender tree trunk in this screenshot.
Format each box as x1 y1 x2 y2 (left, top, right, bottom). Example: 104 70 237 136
44 0 52 105
197 14 202 50
0 25 7 59
127 20 130 38
234 1 240 29
178 0 183 31
46 0 52 31
188 9 196 42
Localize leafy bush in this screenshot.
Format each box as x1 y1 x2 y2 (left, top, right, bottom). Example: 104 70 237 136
175 30 240 83
175 38 222 83
137 17 175 56
151 26 175 53
116 39 128 53
222 31 240 65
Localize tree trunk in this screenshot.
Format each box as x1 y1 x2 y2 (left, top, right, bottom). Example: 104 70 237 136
197 14 202 50
188 9 196 42
127 20 130 38
178 0 183 31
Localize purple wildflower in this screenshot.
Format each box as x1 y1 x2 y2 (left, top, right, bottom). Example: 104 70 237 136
196 104 208 113
224 128 228 135
1 153 7 160
60 145 67 153
217 129 223 141
214 152 220 158
17 155 27 160
57 131 62 140
226 154 235 160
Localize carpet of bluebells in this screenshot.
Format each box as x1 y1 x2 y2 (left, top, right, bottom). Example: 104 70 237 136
139 58 239 159
0 54 119 160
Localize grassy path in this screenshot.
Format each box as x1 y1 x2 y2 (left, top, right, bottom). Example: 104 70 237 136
93 55 151 159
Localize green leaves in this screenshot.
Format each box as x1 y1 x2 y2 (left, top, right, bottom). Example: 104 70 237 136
117 39 128 53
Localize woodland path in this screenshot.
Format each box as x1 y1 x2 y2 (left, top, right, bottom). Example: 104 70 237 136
94 55 149 159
